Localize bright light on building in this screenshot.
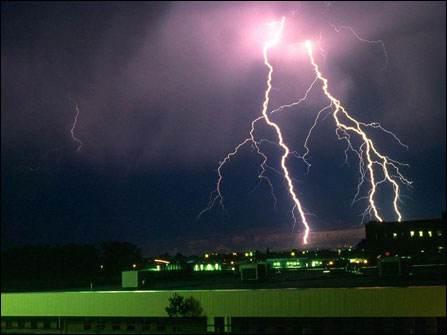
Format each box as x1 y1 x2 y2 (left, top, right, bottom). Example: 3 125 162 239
132 264 136 268
311 260 322 267
205 253 209 259
393 233 398 239
410 231 415 237
428 231 433 237
154 259 170 264
291 251 296 256
419 231 424 237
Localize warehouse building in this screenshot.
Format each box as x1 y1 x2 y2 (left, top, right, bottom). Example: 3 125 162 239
1 286 445 334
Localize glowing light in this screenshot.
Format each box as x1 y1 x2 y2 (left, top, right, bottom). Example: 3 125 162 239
198 17 311 245
70 103 83 152
331 24 389 71
304 41 411 222
304 40 312 50
261 17 310 244
154 259 170 264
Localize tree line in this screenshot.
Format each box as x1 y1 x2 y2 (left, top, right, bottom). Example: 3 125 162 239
1 241 143 291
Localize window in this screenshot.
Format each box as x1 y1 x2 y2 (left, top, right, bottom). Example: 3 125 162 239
419 231 424 237
393 233 398 239
410 231 415 237
428 231 433 237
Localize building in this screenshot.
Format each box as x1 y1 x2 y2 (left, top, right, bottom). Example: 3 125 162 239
365 218 445 257
1 286 445 334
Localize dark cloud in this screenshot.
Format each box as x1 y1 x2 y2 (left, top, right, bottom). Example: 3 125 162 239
2 2 445 253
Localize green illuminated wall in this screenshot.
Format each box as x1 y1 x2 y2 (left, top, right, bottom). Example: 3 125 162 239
2 286 445 318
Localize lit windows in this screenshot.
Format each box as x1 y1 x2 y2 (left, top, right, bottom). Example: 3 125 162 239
272 261 281 269
311 260 322 267
286 261 300 269
428 231 433 237
392 233 398 239
410 231 415 237
419 231 424 237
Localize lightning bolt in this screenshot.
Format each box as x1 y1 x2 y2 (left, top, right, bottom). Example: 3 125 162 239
22 99 84 172
260 18 310 244
70 103 83 152
199 17 311 245
304 40 411 222
331 24 389 71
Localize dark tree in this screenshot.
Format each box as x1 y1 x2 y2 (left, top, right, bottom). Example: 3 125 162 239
99 241 143 275
182 296 203 317
165 293 203 318
165 293 185 318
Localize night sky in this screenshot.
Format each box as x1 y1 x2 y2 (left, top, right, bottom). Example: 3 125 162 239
2 2 445 255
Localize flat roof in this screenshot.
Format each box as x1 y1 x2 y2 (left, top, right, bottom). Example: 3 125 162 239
2 286 445 318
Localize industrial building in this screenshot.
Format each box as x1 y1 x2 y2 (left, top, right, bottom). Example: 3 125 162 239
2 217 445 333
365 218 445 256
2 286 446 334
